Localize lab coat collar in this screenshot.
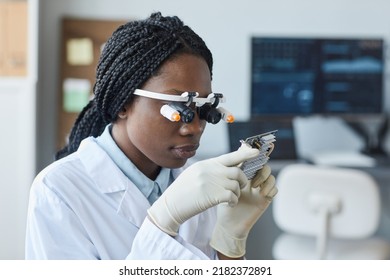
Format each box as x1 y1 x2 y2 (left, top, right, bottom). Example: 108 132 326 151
77 137 151 227
76 137 194 228
77 137 130 194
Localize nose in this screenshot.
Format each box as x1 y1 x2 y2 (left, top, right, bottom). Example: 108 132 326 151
179 113 206 136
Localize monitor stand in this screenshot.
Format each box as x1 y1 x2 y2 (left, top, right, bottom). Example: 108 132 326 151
346 114 388 156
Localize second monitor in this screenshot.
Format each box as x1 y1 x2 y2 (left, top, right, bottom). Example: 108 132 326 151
251 36 384 116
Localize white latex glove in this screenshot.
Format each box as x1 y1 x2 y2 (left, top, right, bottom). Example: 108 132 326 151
210 163 278 258
147 147 259 236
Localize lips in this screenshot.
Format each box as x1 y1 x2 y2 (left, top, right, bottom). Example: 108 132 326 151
171 144 199 159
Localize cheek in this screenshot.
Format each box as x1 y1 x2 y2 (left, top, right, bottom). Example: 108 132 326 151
128 99 165 130
128 117 187 168
127 105 176 150
132 118 174 140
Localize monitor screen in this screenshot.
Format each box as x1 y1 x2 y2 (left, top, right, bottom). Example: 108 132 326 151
251 37 384 116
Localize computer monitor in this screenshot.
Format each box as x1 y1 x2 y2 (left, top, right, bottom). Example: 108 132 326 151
251 36 384 116
250 36 386 155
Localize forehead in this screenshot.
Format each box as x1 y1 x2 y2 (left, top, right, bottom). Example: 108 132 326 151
141 53 212 96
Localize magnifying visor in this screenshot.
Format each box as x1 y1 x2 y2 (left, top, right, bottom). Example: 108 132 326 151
133 89 234 124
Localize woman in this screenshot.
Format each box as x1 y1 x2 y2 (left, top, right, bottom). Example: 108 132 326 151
25 12 277 260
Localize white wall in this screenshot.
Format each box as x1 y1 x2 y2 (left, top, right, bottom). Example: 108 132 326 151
0 0 38 259
0 79 36 259
23 0 389 259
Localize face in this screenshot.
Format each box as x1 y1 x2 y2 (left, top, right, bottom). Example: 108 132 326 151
112 53 212 179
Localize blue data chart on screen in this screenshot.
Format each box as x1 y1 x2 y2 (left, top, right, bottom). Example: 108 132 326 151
251 37 384 116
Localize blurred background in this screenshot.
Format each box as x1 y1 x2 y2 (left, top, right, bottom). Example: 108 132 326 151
1 0 390 259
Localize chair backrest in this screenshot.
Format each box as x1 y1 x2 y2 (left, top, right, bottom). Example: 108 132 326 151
273 163 381 239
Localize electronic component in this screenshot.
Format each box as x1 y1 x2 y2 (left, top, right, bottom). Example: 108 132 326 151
240 130 277 180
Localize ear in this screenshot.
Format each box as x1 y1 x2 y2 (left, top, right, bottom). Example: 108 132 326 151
118 107 127 119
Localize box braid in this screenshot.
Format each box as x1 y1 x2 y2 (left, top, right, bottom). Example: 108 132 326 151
55 12 213 160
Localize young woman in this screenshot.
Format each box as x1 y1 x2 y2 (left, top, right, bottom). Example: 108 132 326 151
25 12 277 260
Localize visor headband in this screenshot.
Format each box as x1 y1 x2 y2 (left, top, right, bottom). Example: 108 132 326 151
133 89 225 107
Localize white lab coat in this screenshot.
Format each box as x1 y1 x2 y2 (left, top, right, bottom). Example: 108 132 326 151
25 137 217 260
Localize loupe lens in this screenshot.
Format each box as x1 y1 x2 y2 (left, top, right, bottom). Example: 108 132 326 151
181 108 195 123
170 103 195 123
198 105 222 124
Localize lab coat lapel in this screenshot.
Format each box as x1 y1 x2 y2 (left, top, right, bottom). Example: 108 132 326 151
117 182 151 228
78 137 151 227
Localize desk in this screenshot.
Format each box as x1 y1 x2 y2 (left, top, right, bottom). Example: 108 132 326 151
245 159 390 260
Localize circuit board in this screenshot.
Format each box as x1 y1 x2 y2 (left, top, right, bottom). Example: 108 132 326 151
240 130 277 180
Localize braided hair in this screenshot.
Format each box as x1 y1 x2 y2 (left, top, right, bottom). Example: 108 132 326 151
55 12 213 159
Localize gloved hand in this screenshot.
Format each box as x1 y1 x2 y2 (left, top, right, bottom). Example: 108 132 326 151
210 161 278 258
147 147 260 236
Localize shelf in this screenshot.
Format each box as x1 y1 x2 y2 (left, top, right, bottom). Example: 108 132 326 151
0 1 28 77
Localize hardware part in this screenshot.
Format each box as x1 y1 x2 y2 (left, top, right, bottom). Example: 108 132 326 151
240 130 277 180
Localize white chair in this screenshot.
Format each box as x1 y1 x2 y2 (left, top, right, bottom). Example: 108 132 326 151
272 163 390 260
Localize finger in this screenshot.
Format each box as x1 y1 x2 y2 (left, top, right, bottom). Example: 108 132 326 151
251 164 272 187
224 166 249 189
221 178 241 199
217 185 240 207
215 164 249 189
259 175 275 194
215 145 259 167
259 175 277 198
264 186 278 201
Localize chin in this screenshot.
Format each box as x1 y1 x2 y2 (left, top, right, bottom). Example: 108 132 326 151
164 158 188 169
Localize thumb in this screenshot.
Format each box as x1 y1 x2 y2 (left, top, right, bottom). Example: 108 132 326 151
215 144 259 167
